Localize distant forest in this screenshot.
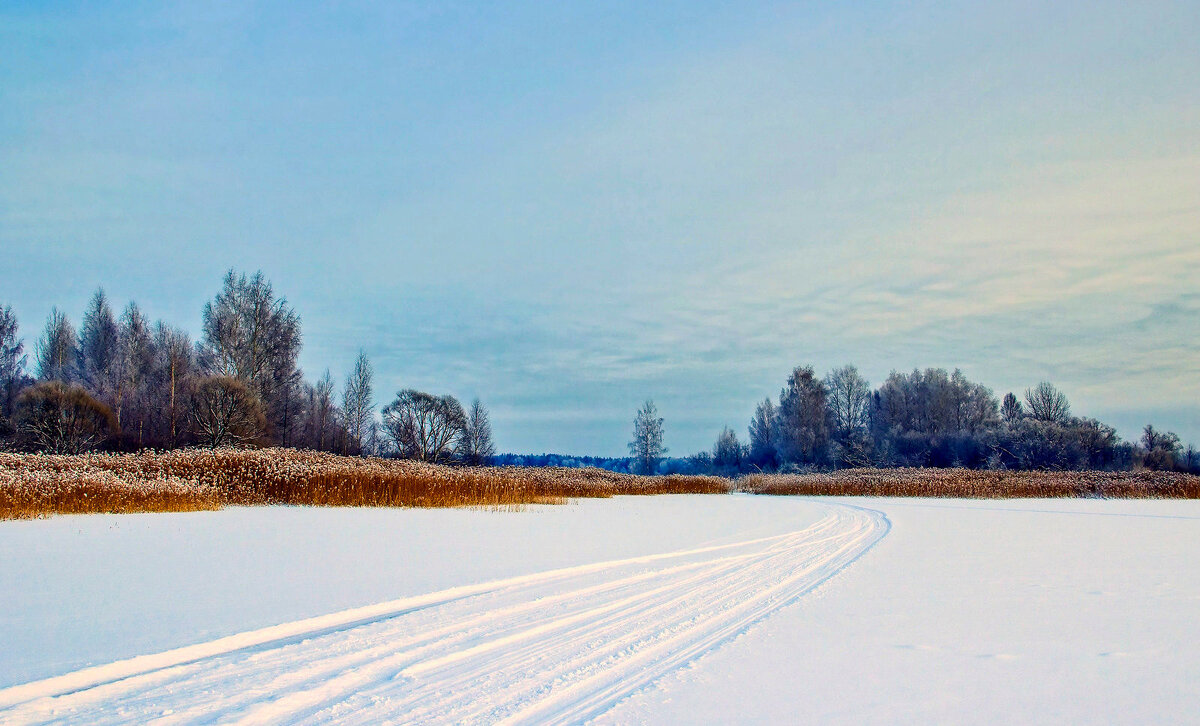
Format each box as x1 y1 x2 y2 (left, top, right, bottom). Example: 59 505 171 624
1 270 1196 476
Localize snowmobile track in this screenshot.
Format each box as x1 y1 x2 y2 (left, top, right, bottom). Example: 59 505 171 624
0 499 889 725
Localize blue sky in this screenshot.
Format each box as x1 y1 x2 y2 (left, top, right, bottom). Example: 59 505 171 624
2 1 1198 455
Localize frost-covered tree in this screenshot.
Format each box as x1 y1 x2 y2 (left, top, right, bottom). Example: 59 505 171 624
341 350 374 453
747 397 777 470
35 308 78 382
628 399 666 474
0 305 28 423
712 426 744 471
115 302 156 445
773 366 829 466
78 289 119 396
824 365 871 438
459 397 496 465
200 270 301 441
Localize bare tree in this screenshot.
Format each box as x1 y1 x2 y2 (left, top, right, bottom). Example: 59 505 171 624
151 323 194 447
1024 382 1070 424
309 369 336 450
35 308 77 382
0 305 28 423
15 381 116 453
824 365 871 437
190 375 267 448
341 350 374 453
200 270 301 439
458 397 496 465
382 390 467 463
628 399 666 474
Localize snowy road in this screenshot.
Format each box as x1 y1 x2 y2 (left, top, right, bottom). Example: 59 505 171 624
0 501 888 725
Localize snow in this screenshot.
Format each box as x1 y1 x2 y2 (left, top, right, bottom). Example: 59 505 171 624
603 497 1200 724
2 495 1198 724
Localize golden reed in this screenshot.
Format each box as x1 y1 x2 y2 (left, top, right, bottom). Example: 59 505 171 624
740 467 1200 499
0 448 728 520
3 450 1198 520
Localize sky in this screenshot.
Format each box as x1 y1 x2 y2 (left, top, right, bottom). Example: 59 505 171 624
1 1 1198 455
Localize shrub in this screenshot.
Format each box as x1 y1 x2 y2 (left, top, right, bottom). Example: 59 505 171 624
14 381 116 454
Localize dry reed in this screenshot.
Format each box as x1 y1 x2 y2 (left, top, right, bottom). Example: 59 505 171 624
0 448 729 520
5 451 1199 521
740 467 1200 499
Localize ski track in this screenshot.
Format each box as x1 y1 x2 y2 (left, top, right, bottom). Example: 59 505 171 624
0 500 889 725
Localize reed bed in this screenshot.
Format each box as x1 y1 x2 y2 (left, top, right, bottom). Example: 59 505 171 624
0 448 729 520
740 467 1200 499
5 451 1199 520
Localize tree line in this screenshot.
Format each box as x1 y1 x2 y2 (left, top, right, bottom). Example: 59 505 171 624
628 365 1198 475
0 270 493 463
3 277 1195 475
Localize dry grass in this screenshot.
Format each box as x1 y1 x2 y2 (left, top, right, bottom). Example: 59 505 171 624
0 448 729 520
740 467 1200 499
5 452 1199 521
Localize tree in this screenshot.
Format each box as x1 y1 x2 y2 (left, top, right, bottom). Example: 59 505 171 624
115 302 156 446
190 375 267 448
1025 382 1070 424
78 289 119 396
773 366 829 465
947 370 999 434
628 399 666 474
747 397 777 470
459 397 496 465
200 270 302 440
341 350 374 453
1141 424 1182 471
15 381 116 453
1001 392 1023 424
381 390 467 463
824 365 871 438
307 369 337 450
712 426 744 471
1184 445 1199 474
35 308 77 382
150 323 194 448
0 305 28 424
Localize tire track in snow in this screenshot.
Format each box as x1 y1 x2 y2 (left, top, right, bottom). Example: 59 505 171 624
0 500 889 725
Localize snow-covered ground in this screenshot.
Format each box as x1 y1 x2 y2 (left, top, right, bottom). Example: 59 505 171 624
1 495 1197 723
605 497 1200 725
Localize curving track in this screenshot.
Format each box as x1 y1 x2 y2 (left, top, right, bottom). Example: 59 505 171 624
0 500 888 725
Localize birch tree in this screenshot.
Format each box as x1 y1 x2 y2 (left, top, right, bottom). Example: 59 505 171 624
200 270 301 440
341 350 374 453
0 305 27 423
628 399 666 474
78 289 119 397
35 308 77 382
458 397 496 465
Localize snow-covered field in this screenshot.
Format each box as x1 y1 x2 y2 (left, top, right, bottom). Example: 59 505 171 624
1 495 1197 723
